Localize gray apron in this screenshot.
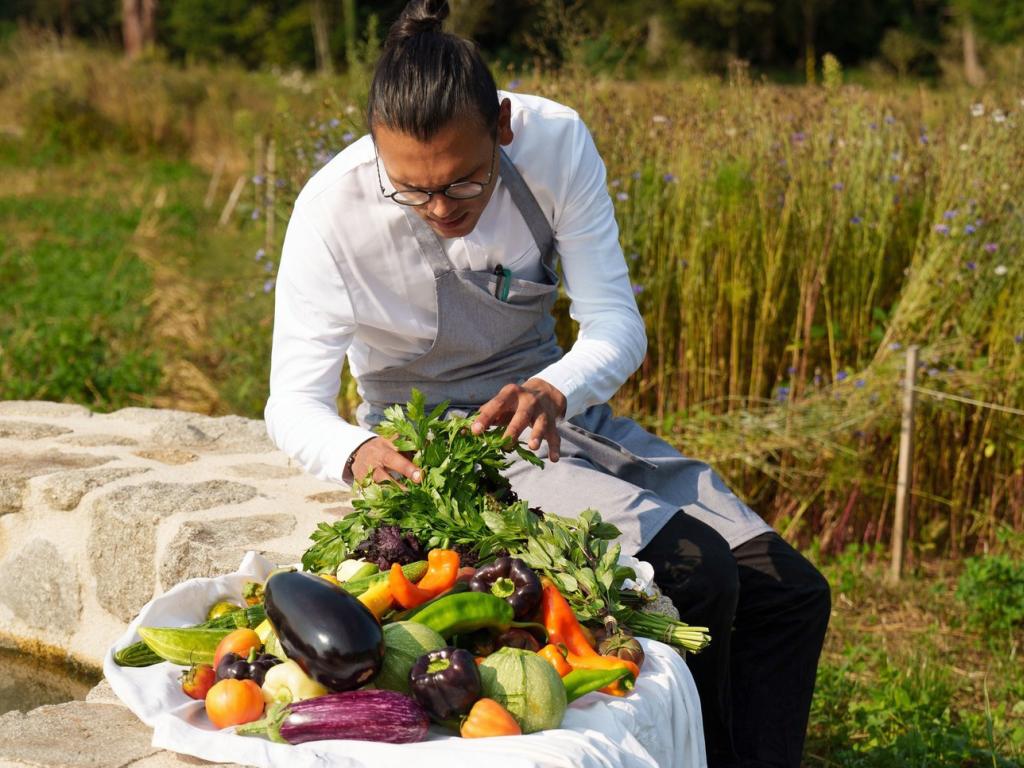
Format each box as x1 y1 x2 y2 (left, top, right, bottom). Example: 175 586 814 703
356 150 771 554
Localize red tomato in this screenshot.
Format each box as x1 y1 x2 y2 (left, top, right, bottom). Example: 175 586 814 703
205 679 265 729
213 628 262 668
180 663 215 700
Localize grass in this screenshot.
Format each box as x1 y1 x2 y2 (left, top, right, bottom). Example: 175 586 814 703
806 543 1024 766
0 140 162 409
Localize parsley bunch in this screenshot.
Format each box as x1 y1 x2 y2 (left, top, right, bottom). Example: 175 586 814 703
302 390 541 572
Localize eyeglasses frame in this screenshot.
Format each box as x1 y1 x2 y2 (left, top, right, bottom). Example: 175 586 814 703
374 135 498 207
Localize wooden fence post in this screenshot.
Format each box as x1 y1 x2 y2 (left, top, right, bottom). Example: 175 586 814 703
265 138 276 254
889 345 918 583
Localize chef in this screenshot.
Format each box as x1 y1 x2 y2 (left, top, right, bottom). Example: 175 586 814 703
265 1 830 766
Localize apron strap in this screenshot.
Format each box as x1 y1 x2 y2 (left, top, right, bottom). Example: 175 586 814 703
499 149 558 277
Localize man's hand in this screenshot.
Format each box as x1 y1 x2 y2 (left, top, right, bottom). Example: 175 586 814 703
471 378 567 461
349 436 423 485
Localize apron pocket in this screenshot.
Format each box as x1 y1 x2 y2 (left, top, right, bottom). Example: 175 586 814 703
561 422 659 474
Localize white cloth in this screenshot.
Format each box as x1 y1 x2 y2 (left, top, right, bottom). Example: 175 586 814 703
264 91 647 485
105 553 707 768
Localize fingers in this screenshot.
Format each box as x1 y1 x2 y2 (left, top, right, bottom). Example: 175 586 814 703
352 437 422 485
472 385 517 434
382 449 423 484
527 412 561 461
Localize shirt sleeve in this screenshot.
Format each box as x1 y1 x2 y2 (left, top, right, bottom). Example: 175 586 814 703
531 117 647 420
264 207 377 485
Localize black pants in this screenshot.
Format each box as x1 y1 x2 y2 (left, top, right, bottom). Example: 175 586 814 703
636 513 831 768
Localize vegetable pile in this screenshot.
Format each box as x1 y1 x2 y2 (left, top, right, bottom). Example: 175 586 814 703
114 390 711 744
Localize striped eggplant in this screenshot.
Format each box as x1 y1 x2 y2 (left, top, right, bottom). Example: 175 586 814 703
236 690 429 744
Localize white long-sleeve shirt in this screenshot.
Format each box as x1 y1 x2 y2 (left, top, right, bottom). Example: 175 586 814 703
265 91 647 485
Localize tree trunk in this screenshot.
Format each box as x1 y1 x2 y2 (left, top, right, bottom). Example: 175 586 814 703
141 0 157 48
802 0 816 83
342 0 357 70
962 18 986 87
122 0 143 59
646 14 666 65
311 0 334 75
59 0 73 37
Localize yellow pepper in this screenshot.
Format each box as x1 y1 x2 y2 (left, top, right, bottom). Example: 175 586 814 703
358 580 394 619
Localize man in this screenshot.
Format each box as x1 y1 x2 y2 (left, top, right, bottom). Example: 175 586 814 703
265 2 830 765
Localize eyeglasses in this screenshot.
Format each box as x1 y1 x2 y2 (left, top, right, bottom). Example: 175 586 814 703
375 138 497 206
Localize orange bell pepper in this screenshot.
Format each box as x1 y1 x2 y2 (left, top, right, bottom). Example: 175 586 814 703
538 643 573 677
541 582 639 695
460 697 522 738
416 549 460 592
389 549 461 610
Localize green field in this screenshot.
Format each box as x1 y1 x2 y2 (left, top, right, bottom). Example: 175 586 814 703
1 38 1021 763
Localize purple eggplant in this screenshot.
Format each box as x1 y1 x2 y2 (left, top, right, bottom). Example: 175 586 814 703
264 570 384 691
236 690 429 744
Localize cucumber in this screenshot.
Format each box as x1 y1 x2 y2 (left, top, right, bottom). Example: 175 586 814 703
340 561 428 597
137 627 233 666
114 605 267 667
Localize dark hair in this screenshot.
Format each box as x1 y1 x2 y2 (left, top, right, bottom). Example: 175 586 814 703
367 0 499 141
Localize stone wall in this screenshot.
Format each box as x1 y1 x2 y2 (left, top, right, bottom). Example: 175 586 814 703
0 400 351 668
0 400 353 767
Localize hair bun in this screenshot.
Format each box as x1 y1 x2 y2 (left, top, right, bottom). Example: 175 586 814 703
388 0 449 46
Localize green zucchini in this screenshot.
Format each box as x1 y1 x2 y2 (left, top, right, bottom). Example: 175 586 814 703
114 605 267 667
137 626 233 666
340 561 428 597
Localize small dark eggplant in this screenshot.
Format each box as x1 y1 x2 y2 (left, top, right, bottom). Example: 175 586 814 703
264 570 384 691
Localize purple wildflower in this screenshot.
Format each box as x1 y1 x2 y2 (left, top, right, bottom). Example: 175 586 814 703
966 261 977 271
628 252 639 262
507 79 521 91
927 368 940 377
935 224 950 235
777 386 790 402
1015 334 1023 344
787 366 797 375
885 115 896 125
631 171 641 180
943 209 957 220
983 242 998 254
964 224 976 235
791 131 806 144
342 132 355 144
889 174 900 183
329 118 341 129
616 192 629 202
255 248 265 261
251 209 261 220
264 260 274 273
836 370 849 382
663 173 677 183
610 178 621 188
920 133 929 145
832 182 844 191
632 283 644 295
263 279 275 294
850 216 862 225
854 378 866 388
252 175 264 186
889 342 902 351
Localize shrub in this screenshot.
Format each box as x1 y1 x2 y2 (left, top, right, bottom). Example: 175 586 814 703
956 554 1024 635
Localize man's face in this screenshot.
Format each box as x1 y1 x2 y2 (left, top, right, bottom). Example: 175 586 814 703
373 100 513 240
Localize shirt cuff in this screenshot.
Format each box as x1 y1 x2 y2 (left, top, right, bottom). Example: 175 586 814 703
531 364 586 421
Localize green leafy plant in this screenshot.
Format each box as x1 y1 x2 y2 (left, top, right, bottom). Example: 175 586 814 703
956 554 1024 635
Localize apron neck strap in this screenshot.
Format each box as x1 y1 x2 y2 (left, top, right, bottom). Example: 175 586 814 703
498 148 557 274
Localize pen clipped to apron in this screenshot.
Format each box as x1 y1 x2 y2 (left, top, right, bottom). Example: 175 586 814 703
493 263 512 302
